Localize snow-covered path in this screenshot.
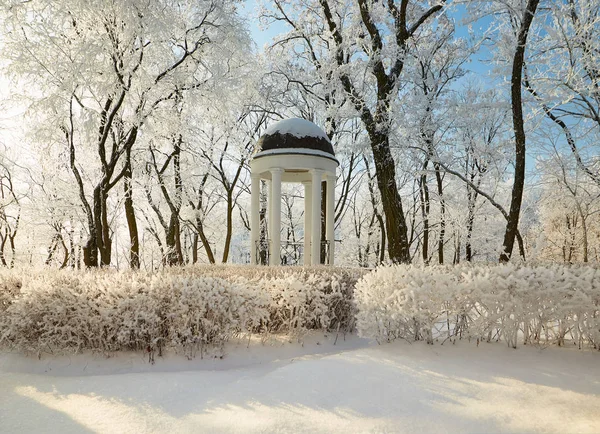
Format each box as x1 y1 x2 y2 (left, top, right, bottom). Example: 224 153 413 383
1 336 599 433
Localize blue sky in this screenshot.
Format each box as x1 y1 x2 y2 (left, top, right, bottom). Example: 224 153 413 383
242 0 286 50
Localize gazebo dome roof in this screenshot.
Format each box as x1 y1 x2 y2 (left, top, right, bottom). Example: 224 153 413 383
254 118 335 160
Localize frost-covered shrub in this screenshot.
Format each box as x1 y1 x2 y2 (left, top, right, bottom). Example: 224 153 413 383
0 274 21 313
164 276 269 358
0 270 269 356
0 265 363 356
355 265 461 344
356 264 600 349
172 265 363 335
0 273 112 353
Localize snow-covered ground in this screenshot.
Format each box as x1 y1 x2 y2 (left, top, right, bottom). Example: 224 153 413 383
1 335 599 433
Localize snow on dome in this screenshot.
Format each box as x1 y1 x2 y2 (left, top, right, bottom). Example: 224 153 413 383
263 118 330 142
254 118 335 158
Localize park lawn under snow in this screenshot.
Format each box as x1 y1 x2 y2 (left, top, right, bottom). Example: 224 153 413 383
1 335 600 434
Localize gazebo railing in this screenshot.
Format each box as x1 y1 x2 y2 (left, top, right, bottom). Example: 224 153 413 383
255 239 331 265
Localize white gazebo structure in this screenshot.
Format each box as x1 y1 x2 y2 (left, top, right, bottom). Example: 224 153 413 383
250 118 339 266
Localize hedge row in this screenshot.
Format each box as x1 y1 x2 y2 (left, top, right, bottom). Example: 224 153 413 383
355 264 600 349
0 266 365 358
2 264 599 357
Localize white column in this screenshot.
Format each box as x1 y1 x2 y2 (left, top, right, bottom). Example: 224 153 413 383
311 169 323 265
270 169 283 266
303 181 312 266
267 179 272 251
250 174 260 265
326 174 335 266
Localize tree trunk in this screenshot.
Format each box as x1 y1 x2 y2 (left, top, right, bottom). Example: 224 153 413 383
321 181 327 264
465 173 479 262
195 215 215 264
454 233 461 264
165 213 183 266
465 202 476 262
376 213 386 264
221 190 234 263
92 184 112 267
434 163 445 264
83 229 98 267
370 131 411 263
259 207 268 265
499 0 540 263
124 153 140 269
192 233 199 264
45 234 60 266
419 160 430 264
581 214 589 263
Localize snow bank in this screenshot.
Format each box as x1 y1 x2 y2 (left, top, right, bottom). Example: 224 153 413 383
355 264 600 349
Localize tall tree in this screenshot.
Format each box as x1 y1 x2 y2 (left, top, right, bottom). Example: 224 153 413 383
264 0 448 263
499 0 540 262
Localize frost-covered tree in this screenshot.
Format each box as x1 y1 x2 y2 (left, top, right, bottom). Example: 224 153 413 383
262 0 449 264
535 145 600 263
2 0 246 267
523 0 600 188
451 85 510 262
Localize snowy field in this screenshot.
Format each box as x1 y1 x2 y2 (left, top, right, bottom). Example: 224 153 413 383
1 335 600 434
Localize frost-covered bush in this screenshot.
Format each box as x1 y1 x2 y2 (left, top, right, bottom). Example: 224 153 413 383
0 271 269 357
355 265 461 344
163 276 269 358
260 271 356 334
0 265 363 356
356 264 600 349
171 265 363 335
0 274 21 313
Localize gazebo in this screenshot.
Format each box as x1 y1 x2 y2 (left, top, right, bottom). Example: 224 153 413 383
250 118 339 266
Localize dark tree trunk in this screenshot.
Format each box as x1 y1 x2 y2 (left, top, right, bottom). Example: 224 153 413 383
222 190 235 263
45 234 60 266
376 213 386 264
192 233 199 264
434 163 445 264
454 234 460 264
259 208 268 265
165 213 183 266
370 131 411 263
194 215 215 264
419 160 430 264
92 184 112 267
500 0 540 262
465 205 475 262
124 152 140 269
321 180 327 264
